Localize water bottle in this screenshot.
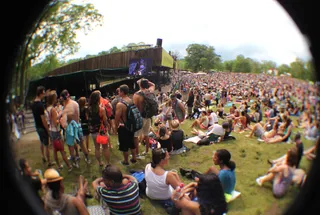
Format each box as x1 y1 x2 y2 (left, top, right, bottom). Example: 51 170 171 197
173 183 184 201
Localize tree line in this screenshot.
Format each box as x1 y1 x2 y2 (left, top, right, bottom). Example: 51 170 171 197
177 44 315 81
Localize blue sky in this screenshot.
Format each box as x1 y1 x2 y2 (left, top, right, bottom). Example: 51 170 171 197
68 0 311 65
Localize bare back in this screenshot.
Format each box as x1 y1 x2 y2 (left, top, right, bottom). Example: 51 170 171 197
64 100 80 123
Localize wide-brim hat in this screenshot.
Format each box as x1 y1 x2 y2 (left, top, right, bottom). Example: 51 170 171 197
44 168 63 183
171 120 180 130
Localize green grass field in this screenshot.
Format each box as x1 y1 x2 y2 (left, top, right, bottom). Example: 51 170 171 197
15 106 315 215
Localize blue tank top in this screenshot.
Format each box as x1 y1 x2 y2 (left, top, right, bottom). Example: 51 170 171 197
218 169 236 194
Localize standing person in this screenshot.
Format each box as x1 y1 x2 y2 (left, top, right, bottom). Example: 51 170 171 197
204 90 212 110
88 91 110 167
186 90 194 119
47 91 72 172
216 89 221 107
191 94 201 119
133 78 156 156
60 90 91 167
115 85 137 166
110 88 121 135
171 94 186 123
92 165 142 215
78 97 90 152
31 86 53 166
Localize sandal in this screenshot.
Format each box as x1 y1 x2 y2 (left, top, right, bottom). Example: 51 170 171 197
130 158 137 164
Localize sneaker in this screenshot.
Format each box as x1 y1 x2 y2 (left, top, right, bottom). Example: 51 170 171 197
68 156 72 161
68 166 73 172
140 151 148 156
179 168 191 176
130 158 137 164
85 157 91 164
42 157 47 163
58 165 63 171
257 138 264 142
136 155 145 160
73 162 79 168
120 161 129 166
75 156 80 161
256 177 263 186
48 162 55 167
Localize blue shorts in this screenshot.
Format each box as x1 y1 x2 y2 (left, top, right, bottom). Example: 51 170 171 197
50 131 61 141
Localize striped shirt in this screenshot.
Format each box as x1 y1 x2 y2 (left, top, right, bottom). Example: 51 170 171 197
97 181 141 215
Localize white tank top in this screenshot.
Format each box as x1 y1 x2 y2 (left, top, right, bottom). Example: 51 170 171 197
145 163 173 200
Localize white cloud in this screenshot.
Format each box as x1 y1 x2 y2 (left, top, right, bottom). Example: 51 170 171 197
68 0 311 65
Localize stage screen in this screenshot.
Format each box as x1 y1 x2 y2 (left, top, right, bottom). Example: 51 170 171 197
129 58 152 76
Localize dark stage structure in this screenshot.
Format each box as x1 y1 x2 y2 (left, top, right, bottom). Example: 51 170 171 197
27 46 174 99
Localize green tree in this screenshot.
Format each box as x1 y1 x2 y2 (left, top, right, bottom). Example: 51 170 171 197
28 55 63 80
290 58 307 79
232 55 252 73
16 0 103 102
247 58 262 73
223 60 234 72
305 60 316 81
261 60 277 73
185 44 221 72
277 64 291 75
108 46 121 54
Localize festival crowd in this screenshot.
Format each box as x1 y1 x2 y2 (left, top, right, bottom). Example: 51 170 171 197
13 71 319 215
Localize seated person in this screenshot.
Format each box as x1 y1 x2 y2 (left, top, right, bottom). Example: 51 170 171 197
249 107 261 123
207 109 218 127
19 158 47 206
246 122 267 139
149 118 162 140
44 169 89 215
217 103 224 119
304 119 319 140
205 149 236 195
191 111 209 130
256 147 298 198
233 111 248 132
170 120 185 151
92 165 142 215
145 148 182 214
264 116 293 144
192 122 229 144
158 126 173 152
172 174 227 215
304 136 319 160
268 133 304 168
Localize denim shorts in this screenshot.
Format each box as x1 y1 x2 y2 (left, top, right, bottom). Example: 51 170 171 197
50 131 61 141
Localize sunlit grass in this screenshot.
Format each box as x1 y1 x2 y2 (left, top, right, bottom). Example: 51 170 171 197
16 105 315 214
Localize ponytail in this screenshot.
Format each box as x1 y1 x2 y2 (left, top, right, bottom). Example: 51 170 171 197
226 160 236 171
151 162 157 168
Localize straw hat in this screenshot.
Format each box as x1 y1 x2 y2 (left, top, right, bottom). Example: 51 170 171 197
171 120 180 130
44 168 63 183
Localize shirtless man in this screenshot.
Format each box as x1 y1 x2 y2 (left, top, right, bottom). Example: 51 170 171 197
60 90 91 167
133 78 155 157
115 85 137 165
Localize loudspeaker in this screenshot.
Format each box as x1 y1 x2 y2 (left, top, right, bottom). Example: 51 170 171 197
156 38 162 47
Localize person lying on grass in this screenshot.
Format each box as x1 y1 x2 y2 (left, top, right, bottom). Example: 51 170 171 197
172 173 227 215
256 146 298 198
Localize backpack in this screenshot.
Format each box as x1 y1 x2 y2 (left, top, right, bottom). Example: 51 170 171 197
100 98 113 118
138 91 158 118
121 100 143 133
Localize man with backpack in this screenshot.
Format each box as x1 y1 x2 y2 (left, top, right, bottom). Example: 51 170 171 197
133 78 157 157
115 85 142 166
